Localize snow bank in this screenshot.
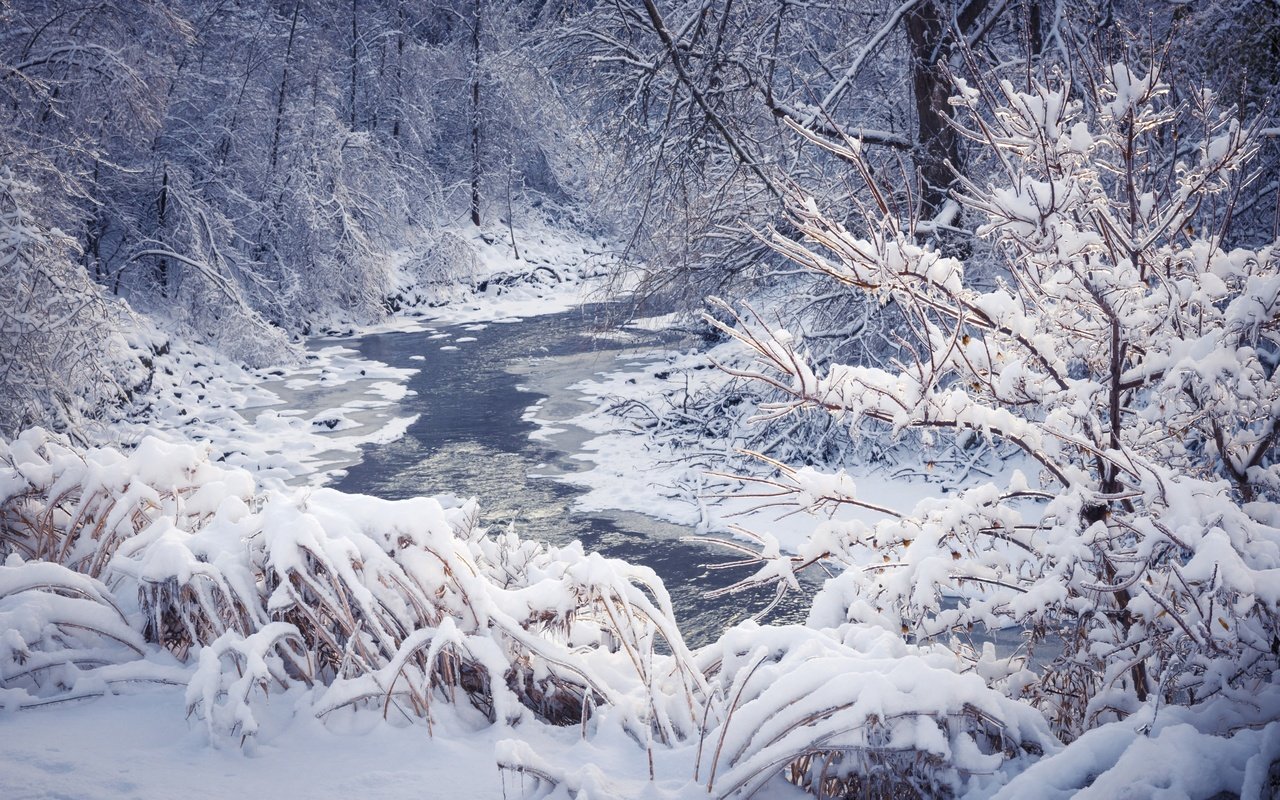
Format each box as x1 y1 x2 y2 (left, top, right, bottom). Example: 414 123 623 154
384 218 622 329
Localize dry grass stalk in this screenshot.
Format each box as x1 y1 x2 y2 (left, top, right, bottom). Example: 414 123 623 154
2 430 707 748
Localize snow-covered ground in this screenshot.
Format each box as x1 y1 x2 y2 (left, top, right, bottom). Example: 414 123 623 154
20 220 870 800
107 332 421 487
1 691 512 800
520 325 1018 555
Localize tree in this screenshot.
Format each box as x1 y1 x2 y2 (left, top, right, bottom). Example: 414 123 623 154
0 170 138 437
710 58 1280 780
470 0 483 226
554 0 1026 307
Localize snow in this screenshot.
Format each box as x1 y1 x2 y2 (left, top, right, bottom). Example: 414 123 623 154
1101 63 1157 121
696 622 1057 799
514 337 965 555
993 704 1280 800
87 220 623 492
103 332 420 488
0 424 710 795
0 688 512 800
379 220 622 332
0 222 721 800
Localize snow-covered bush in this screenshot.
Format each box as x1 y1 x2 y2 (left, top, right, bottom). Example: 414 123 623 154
0 170 140 436
389 230 482 309
420 230 480 287
0 429 705 747
709 62 1280 793
696 622 1056 799
0 559 146 704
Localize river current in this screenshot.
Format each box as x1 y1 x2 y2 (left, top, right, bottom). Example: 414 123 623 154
330 305 810 647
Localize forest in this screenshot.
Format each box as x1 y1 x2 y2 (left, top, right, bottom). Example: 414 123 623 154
2 1 1280 798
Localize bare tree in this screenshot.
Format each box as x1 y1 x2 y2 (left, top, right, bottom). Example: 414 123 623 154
552 0 1027 310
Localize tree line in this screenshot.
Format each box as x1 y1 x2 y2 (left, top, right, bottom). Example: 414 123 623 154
1 0 1276 433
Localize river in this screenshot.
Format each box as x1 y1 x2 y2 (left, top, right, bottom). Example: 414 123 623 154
329 304 811 647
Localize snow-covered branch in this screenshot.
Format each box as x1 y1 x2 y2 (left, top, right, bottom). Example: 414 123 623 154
710 60 1280 759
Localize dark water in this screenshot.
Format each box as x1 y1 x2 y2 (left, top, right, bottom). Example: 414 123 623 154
332 305 811 647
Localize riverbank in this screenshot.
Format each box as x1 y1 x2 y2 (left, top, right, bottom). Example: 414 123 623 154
0 223 661 800
97 221 620 488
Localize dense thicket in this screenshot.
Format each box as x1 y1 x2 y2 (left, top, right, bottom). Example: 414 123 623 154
560 0 1277 280
5 0 1275 438
0 0 598 434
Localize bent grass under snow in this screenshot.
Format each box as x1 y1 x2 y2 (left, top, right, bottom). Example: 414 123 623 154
10 426 1267 799
1 430 1071 798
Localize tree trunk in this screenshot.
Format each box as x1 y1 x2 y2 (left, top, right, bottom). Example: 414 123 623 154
155 164 169 297
392 6 404 158
905 0 960 219
268 0 302 180
470 0 483 227
1027 0 1043 56
86 157 102 281
349 0 359 130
